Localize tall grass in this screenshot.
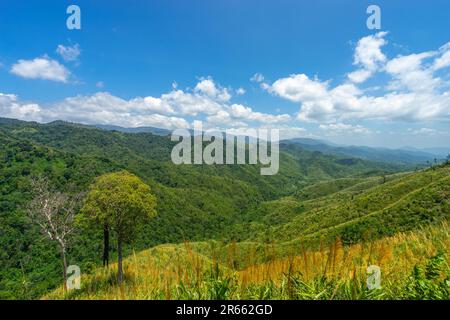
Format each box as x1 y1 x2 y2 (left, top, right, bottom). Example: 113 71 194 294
44 221 449 300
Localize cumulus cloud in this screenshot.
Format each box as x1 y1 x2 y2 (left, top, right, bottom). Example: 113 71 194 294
385 51 438 92
269 74 329 103
56 44 81 62
433 42 450 71
11 57 70 82
0 93 42 121
353 32 388 70
0 78 291 130
48 92 189 128
219 125 309 141
236 87 246 95
319 123 372 135
250 73 265 83
160 89 223 116
347 69 372 84
265 33 450 123
407 127 449 136
194 78 231 102
228 104 291 123
0 91 189 129
347 31 388 83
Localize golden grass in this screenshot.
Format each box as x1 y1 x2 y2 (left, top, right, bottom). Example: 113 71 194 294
238 222 448 286
44 221 449 300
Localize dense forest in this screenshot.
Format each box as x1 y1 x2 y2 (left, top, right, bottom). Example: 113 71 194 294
0 117 448 299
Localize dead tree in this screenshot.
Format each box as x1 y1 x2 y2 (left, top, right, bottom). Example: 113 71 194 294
27 176 81 291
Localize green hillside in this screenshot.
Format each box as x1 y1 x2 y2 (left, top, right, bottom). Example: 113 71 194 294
242 165 449 246
0 118 447 300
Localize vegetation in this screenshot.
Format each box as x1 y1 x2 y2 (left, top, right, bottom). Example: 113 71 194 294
0 118 448 300
27 176 82 291
80 171 157 283
45 222 449 300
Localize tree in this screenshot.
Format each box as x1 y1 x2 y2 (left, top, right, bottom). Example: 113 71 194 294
380 173 386 184
102 223 110 267
27 176 82 291
81 170 157 284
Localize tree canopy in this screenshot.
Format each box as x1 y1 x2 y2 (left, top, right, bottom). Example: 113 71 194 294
81 170 157 283
82 170 157 237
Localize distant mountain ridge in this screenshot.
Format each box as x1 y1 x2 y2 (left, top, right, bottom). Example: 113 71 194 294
0 117 446 165
94 124 172 136
283 138 446 165
92 123 448 165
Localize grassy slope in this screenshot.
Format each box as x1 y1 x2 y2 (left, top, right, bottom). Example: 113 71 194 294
238 165 449 246
45 222 449 300
1 118 447 299
46 164 449 299
0 119 406 299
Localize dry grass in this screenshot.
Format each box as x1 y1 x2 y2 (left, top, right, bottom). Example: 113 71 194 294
44 221 449 300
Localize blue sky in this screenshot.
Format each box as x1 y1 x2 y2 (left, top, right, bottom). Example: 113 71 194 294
1 0 450 148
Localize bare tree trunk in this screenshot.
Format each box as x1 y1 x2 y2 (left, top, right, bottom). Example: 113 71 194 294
60 244 68 291
117 237 123 284
103 224 109 267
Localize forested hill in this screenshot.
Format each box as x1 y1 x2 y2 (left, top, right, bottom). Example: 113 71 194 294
0 117 413 298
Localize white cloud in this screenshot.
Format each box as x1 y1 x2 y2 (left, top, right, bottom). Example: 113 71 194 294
56 44 81 62
0 91 188 129
432 42 450 71
236 87 246 95
385 52 438 92
0 93 42 121
11 57 70 83
204 103 291 127
269 74 329 103
347 69 372 84
228 104 291 123
46 92 190 129
222 125 309 140
161 89 223 116
194 78 231 102
433 51 450 71
407 127 449 136
0 77 291 130
265 34 450 123
250 73 265 83
347 31 388 83
319 123 372 135
353 32 388 70
96 81 104 88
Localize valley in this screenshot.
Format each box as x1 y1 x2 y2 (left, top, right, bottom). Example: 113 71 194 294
0 118 448 300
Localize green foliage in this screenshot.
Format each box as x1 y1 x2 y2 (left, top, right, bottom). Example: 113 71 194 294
401 252 449 299
0 118 447 299
247 166 450 246
81 170 157 240
44 224 450 300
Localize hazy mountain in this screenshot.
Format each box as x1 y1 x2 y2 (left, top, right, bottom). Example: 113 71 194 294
400 146 450 158
284 138 439 165
94 124 172 136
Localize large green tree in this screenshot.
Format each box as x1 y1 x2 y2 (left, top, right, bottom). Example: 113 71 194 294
81 170 157 284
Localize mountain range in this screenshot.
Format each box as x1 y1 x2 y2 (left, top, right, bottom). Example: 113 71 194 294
0 117 448 299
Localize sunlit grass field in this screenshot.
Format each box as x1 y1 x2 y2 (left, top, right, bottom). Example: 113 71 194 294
46 221 449 300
